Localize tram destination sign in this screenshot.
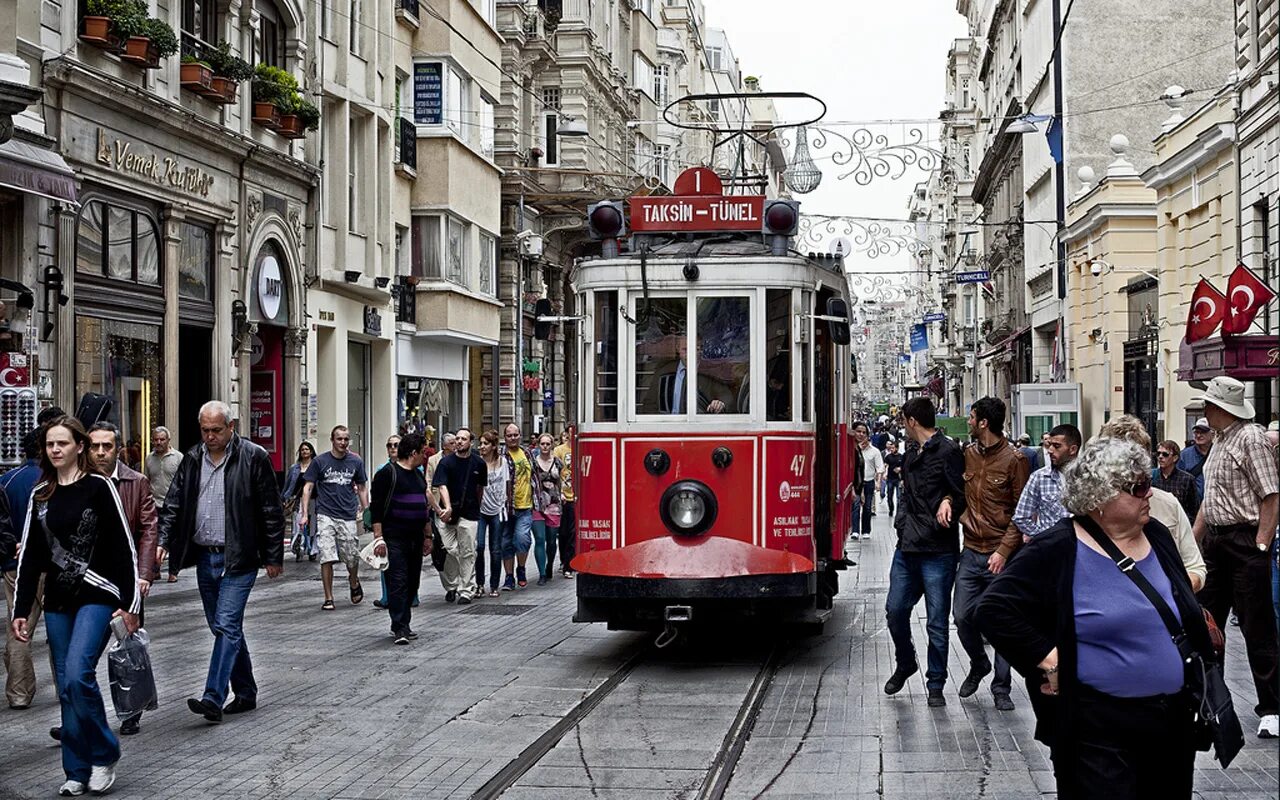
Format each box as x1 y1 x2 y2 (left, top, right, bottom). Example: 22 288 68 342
630 195 765 233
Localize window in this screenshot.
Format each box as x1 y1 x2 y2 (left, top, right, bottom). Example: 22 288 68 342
479 232 495 295
410 215 441 277
634 0 652 16
181 0 219 42
654 144 671 186
695 297 750 415
76 199 161 286
446 217 466 284
706 46 722 71
542 112 559 165
632 134 653 176
258 0 284 68
961 77 971 109
447 66 467 135
594 290 619 422
633 53 654 98
479 94 495 158
478 0 496 26
765 290 791 421
348 117 360 232
707 98 720 122
412 62 471 136
321 0 332 40
178 221 213 300
350 0 362 58
635 297 687 415
654 64 670 106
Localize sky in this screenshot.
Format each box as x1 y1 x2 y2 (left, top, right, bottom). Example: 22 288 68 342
704 0 969 281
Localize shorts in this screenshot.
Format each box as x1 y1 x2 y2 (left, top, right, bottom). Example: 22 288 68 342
316 514 360 570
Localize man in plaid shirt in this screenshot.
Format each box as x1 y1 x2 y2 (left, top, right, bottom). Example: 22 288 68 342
1192 377 1280 739
1011 424 1081 540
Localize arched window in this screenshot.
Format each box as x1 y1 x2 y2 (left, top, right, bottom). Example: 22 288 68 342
76 199 161 286
258 0 284 67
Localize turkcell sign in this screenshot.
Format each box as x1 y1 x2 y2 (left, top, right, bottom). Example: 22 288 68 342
955 270 990 284
630 196 765 233
923 312 946 323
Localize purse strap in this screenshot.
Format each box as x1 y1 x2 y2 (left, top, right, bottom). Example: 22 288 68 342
1075 514 1190 655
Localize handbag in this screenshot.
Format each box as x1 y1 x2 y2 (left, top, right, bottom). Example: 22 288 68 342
1078 515 1244 768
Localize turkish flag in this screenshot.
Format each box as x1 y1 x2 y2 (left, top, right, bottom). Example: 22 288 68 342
1185 278 1227 343
1221 264 1277 335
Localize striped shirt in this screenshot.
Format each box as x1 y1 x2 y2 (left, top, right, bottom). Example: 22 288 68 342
1201 420 1280 527
1012 464 1070 538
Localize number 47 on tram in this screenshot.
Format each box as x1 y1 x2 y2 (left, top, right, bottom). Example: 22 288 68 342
535 168 860 635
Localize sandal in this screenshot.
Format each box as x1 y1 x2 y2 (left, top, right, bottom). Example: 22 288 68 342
350 582 364 605
321 599 336 611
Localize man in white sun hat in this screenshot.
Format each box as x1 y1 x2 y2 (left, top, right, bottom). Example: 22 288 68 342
1191 376 1279 739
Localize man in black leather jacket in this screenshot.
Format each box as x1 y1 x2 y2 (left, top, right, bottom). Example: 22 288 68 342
157 401 284 724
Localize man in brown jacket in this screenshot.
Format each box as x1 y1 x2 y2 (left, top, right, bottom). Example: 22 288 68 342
87 422 158 736
953 397 1029 710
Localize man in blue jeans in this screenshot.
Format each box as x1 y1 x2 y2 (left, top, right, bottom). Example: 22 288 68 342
885 397 966 707
852 422 885 539
158 400 284 724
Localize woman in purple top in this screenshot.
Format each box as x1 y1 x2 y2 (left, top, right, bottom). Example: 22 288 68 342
977 436 1216 800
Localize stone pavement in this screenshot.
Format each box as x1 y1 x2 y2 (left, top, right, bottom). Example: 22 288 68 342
0 508 1275 799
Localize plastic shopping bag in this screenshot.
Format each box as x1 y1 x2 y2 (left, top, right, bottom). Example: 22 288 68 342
107 627 159 720
359 538 389 571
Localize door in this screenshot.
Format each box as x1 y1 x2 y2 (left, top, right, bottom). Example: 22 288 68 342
347 341 371 460
177 325 212 452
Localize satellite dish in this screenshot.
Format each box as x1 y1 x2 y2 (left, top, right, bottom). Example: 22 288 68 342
828 237 852 257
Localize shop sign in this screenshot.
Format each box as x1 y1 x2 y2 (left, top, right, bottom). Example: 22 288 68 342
955 270 990 284
1179 334 1279 381
0 352 31 387
257 256 283 321
412 63 443 125
923 312 946 323
363 306 382 337
543 389 554 408
96 129 215 197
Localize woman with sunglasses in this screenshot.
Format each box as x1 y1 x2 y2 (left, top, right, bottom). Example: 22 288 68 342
977 436 1214 799
1152 438 1201 524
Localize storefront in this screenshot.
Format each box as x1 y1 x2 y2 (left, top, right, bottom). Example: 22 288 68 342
396 333 471 441
47 59 315 456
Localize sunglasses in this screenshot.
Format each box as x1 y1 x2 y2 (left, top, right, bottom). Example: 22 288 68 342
1155 451 1174 458
1123 475 1153 497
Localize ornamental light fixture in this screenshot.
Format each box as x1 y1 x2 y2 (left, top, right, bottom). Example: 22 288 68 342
558 116 589 137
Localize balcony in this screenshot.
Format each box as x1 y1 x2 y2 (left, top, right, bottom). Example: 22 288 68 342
395 0 420 27
395 116 417 177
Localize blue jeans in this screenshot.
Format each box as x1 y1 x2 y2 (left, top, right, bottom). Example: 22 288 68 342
953 548 1012 694
196 549 258 707
45 604 118 783
884 480 900 516
885 549 958 692
476 514 504 591
504 509 533 558
858 481 876 534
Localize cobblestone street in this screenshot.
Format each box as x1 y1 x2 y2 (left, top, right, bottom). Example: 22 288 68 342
2 509 1277 799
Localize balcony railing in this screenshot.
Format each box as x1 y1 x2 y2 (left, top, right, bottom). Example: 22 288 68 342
395 277 417 325
396 116 417 172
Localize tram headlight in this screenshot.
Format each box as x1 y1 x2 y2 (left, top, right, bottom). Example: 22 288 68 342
660 480 718 537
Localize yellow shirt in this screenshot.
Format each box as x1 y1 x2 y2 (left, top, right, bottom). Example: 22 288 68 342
553 443 574 502
510 447 533 510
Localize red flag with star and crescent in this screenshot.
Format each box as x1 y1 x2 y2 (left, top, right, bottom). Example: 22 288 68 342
1185 278 1227 343
1220 264 1276 335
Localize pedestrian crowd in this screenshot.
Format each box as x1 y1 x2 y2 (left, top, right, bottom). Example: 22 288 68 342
0 395 578 796
865 376 1277 800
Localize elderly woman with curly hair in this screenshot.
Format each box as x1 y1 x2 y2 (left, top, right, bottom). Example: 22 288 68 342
977 436 1214 799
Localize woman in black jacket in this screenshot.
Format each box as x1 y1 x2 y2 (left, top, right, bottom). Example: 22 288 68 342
977 435 1213 800
11 416 139 797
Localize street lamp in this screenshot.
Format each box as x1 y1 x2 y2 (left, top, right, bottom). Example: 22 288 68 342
558 116 589 137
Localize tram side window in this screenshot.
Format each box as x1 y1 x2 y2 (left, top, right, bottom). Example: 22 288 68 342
765 290 791 421
634 297 688 415
594 290 619 422
695 297 750 415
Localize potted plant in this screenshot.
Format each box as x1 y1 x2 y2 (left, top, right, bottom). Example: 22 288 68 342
81 0 140 48
294 98 321 134
204 41 253 103
275 95 304 138
251 63 297 129
180 54 213 93
120 16 175 68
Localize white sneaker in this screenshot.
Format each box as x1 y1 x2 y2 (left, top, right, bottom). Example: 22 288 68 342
861 532 872 540
58 781 86 797
88 763 115 794
1258 714 1279 739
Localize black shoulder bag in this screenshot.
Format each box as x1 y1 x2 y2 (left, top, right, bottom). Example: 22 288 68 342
1077 515 1244 768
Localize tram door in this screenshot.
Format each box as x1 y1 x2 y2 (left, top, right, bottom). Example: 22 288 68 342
812 292 835 567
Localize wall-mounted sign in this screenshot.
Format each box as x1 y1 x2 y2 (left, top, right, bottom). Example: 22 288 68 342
248 334 264 366
923 312 946 323
955 270 990 284
413 63 442 125
363 306 382 337
257 255 283 321
0 353 31 387
910 323 929 352
96 128 215 197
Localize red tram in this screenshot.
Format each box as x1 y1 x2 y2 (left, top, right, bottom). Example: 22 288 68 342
556 168 857 634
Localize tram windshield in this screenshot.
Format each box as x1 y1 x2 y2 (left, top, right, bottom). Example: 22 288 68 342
634 295 751 416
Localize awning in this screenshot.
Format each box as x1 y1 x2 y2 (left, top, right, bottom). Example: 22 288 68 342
978 324 1031 360
0 139 78 204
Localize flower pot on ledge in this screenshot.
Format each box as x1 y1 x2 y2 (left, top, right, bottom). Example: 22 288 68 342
206 76 240 104
276 114 306 139
119 36 160 69
252 101 281 130
80 16 115 47
180 62 213 93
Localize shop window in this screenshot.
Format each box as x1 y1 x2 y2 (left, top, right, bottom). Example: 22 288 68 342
593 290 618 422
74 316 163 452
76 199 161 287
179 221 214 300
